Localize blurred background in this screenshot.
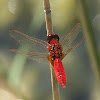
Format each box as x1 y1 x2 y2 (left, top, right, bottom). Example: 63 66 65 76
0 0 100 100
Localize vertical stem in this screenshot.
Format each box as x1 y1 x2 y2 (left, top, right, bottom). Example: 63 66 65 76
43 0 53 35
51 67 60 100
76 0 100 79
43 0 60 100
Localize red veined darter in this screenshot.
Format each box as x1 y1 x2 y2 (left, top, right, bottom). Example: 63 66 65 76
9 23 84 88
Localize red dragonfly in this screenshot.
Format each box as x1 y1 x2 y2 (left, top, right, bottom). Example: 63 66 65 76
9 23 84 88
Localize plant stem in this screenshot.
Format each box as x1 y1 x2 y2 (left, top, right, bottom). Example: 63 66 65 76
43 0 53 34
51 66 60 100
76 0 100 80
43 0 60 100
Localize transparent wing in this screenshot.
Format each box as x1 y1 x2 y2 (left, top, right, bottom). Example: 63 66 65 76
8 49 50 66
60 23 84 56
63 39 84 57
9 30 49 53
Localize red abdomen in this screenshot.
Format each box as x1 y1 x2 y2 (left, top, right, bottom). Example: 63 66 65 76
54 58 67 88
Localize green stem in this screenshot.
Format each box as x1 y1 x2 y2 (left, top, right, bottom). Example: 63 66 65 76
76 0 100 79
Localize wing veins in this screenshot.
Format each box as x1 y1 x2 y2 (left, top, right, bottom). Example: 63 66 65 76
9 30 48 47
61 23 81 46
8 49 48 57
63 39 84 57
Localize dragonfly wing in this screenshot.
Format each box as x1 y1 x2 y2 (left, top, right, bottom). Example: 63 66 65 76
9 30 49 53
9 49 50 66
63 39 84 57
60 23 84 56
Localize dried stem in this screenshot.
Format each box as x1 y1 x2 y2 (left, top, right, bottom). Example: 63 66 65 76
43 0 53 35
43 0 60 100
76 0 100 80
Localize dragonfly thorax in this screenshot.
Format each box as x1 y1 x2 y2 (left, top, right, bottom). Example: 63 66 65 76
48 39 62 60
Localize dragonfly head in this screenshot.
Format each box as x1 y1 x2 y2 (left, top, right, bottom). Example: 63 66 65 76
47 33 59 43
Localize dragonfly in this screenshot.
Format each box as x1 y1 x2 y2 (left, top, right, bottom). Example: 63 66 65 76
9 23 84 88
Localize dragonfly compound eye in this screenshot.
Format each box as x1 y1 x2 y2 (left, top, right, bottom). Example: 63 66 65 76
47 34 59 43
